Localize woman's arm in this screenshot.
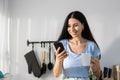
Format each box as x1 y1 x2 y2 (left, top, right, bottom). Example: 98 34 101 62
90 57 101 78
53 59 63 77
53 47 68 77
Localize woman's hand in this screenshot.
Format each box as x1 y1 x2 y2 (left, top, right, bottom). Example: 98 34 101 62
90 56 101 78
55 47 68 62
53 47 68 77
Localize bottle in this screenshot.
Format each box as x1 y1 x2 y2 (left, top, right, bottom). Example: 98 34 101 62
113 65 119 80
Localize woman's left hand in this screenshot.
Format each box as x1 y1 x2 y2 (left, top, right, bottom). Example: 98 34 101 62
90 56 101 78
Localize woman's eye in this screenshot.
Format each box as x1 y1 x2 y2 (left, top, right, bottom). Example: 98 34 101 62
74 24 78 27
68 25 71 28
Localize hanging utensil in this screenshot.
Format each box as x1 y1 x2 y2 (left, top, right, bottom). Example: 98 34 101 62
48 43 53 70
42 51 47 73
41 42 47 74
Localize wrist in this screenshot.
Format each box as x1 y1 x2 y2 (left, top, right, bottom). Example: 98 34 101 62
93 69 98 73
56 59 63 64
92 67 98 73
93 69 101 78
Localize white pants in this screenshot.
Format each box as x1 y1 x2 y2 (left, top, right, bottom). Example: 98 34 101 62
63 77 90 80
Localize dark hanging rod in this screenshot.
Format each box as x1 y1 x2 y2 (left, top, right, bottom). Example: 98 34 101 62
27 40 55 47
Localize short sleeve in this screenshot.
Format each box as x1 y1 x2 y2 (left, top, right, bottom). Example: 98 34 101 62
60 39 67 50
91 42 101 58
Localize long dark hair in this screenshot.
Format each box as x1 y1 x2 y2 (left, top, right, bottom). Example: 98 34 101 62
58 11 100 49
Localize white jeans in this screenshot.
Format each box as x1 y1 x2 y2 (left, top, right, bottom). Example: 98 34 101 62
63 77 90 80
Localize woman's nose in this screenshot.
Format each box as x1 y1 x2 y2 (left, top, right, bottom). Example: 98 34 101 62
71 27 76 32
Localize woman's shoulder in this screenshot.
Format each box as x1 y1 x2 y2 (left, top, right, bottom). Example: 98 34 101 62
86 40 100 52
59 39 68 43
87 40 101 57
59 39 68 47
86 40 98 48
87 40 95 44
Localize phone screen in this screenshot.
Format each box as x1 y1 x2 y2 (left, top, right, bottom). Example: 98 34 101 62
54 41 65 53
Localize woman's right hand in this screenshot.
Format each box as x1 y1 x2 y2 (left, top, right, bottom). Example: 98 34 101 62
53 47 67 77
55 47 68 62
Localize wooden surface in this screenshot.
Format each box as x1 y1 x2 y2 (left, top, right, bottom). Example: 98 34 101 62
103 78 113 80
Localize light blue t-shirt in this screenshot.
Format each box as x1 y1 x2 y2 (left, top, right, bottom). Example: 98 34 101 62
60 39 101 78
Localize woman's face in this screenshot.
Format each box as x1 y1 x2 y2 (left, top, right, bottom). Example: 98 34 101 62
67 18 84 38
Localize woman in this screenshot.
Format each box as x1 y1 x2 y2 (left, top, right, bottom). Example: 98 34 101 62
53 11 101 80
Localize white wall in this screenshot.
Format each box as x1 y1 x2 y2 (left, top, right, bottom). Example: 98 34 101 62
8 0 120 80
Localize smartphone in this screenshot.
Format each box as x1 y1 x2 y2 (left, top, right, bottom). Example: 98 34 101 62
54 41 65 53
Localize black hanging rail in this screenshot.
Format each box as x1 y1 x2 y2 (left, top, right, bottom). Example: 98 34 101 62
27 40 56 47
